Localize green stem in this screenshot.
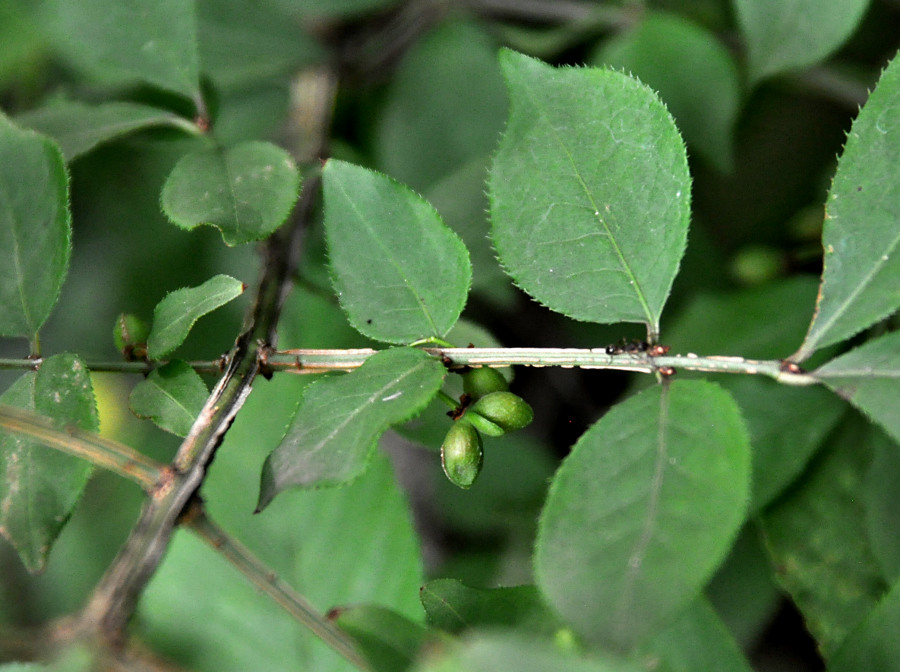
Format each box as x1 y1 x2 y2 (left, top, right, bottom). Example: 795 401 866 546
182 502 370 671
0 404 163 490
0 358 224 374
437 390 461 410
266 347 822 386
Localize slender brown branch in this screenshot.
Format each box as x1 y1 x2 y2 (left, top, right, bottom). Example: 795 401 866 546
181 501 370 671
0 357 225 375
0 404 163 490
79 67 337 645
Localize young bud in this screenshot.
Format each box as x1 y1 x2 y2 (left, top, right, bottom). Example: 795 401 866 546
462 366 509 399
441 421 484 489
465 391 534 437
113 313 150 360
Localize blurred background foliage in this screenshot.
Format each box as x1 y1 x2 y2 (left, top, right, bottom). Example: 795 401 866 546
1 0 899 670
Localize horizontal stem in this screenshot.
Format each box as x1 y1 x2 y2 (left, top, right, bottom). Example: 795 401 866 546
182 502 370 671
0 357 225 374
264 347 821 386
0 404 163 490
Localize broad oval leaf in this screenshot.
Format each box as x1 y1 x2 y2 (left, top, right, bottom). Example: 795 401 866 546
0 354 98 573
534 380 751 651
734 0 870 84
489 50 691 338
0 115 70 342
257 347 445 509
323 160 472 344
333 605 430 672
47 0 201 100
161 141 301 246
814 330 900 444
830 575 900 672
796 54 900 359
17 100 196 163
129 360 208 437
147 274 245 360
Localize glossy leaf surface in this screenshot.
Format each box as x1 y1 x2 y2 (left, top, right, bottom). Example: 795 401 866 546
814 330 900 443
796 53 900 359
0 115 70 341
489 50 690 337
734 0 870 84
535 381 750 650
129 360 208 437
0 354 98 573
258 347 444 508
17 100 193 162
47 0 201 99
147 274 245 360
324 160 471 344
161 141 300 246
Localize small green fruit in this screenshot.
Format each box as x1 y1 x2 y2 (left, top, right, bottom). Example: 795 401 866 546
113 313 150 360
462 366 509 399
464 391 534 437
441 421 483 489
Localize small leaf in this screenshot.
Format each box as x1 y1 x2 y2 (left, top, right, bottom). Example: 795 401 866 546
420 579 560 635
147 274 245 359
761 415 888 660
734 0 871 84
814 331 900 444
129 360 208 437
489 50 691 338
257 347 445 509
795 53 900 359
0 114 70 341
161 141 301 246
0 354 98 573
830 576 900 672
534 380 751 651
47 0 201 99
332 605 430 672
17 99 195 163
323 160 472 344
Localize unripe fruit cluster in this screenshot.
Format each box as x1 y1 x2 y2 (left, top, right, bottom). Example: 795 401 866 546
440 367 533 489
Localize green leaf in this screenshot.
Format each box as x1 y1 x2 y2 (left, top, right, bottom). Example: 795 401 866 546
333 605 430 672
323 160 472 344
0 354 98 573
0 115 70 341
734 0 870 84
420 579 560 636
639 596 754 672
795 53 900 359
862 428 900 583
592 11 740 172
257 347 445 508
761 415 888 661
374 20 507 191
161 141 301 246
47 0 201 100
147 274 245 359
534 380 751 651
17 99 195 163
831 577 900 672
411 632 643 672
129 360 208 437
197 0 323 89
489 50 690 337
814 331 900 444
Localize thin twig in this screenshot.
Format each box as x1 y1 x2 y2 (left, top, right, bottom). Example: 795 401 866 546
0 404 163 490
264 346 822 386
0 358 225 374
181 501 370 671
